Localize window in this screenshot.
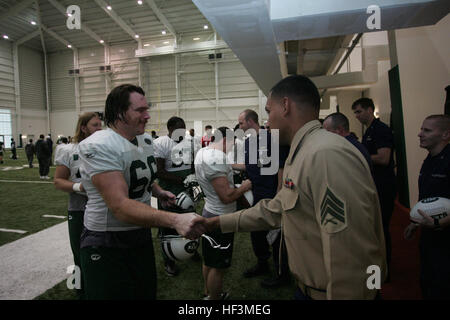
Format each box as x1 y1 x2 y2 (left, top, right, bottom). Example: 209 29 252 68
0 109 12 148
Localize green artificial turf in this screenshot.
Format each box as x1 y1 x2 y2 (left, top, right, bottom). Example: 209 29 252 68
3 148 296 300
0 148 67 246
36 229 296 300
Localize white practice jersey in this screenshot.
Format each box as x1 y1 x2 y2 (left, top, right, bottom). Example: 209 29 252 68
54 143 88 211
153 135 193 173
79 128 157 232
195 147 236 215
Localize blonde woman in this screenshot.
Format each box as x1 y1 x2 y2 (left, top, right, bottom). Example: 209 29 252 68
54 112 102 299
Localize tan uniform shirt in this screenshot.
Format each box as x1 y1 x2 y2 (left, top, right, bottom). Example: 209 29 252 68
221 120 387 299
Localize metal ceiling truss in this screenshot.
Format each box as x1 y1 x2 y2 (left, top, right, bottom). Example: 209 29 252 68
0 0 35 22
93 0 141 46
47 0 106 46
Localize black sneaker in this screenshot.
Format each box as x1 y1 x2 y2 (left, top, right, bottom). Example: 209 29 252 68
203 292 229 300
243 263 269 278
165 262 179 277
220 292 230 300
260 275 290 288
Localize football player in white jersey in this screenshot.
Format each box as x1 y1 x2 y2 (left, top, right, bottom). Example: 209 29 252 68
195 127 252 300
78 84 206 300
54 112 102 299
154 116 197 276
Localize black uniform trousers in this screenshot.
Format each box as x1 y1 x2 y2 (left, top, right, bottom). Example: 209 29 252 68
38 157 50 176
419 229 450 299
376 181 396 266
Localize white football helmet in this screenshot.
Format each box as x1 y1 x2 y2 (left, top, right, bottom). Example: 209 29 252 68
160 235 199 262
183 174 197 187
175 191 195 211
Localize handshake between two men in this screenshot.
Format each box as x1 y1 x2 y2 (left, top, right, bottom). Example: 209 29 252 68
161 175 253 240
172 213 219 240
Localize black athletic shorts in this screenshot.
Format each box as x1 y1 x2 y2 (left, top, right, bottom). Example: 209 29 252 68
202 208 234 269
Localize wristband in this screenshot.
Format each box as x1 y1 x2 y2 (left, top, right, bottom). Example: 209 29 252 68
72 182 82 192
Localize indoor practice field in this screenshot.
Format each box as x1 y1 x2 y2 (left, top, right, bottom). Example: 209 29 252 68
0 148 296 300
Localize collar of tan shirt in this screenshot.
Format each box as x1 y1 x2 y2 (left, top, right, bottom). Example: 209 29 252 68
285 120 322 166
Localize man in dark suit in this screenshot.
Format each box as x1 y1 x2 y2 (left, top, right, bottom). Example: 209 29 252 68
36 134 51 179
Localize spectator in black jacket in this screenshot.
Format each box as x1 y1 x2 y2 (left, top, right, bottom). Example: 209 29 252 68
25 139 35 168
36 134 51 179
47 134 53 164
10 138 17 160
0 141 4 164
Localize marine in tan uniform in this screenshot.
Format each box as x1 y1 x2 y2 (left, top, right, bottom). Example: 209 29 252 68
205 75 387 299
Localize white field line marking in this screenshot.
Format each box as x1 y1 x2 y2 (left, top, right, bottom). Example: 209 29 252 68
42 215 66 219
1 167 24 171
0 179 53 184
0 228 27 234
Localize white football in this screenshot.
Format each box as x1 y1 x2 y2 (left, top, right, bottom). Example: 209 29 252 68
410 197 450 221
235 184 254 207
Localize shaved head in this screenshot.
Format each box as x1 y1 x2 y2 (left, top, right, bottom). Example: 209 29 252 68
425 114 450 132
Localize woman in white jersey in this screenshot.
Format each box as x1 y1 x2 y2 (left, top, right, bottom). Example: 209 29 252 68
54 112 102 299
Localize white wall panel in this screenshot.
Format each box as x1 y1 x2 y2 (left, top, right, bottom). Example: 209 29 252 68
0 41 15 109
79 47 105 68
110 44 139 89
19 46 46 111
48 50 76 111
219 50 259 99
21 109 48 141
144 55 176 103
78 47 107 111
180 52 215 101
50 110 78 139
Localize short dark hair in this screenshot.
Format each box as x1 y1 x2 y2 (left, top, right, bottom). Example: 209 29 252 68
269 75 321 112
242 109 259 124
40 134 44 139
205 125 212 130
352 97 375 111
211 126 232 143
425 114 450 131
104 84 145 128
324 112 350 132
167 116 186 131
29 139 33 143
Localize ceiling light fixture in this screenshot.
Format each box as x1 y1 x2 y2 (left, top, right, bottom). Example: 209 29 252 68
31 21 37 25
107 5 112 10
67 44 72 48
193 37 200 41
3 35 9 39
137 0 143 4
99 40 104 44
203 25 208 29
144 43 150 47
135 34 139 38
162 30 166 35
163 41 169 44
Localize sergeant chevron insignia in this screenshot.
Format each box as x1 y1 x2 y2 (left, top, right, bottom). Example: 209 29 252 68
320 187 347 233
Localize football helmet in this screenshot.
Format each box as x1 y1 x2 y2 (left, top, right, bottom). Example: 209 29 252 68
160 235 199 262
183 174 204 203
175 191 195 212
